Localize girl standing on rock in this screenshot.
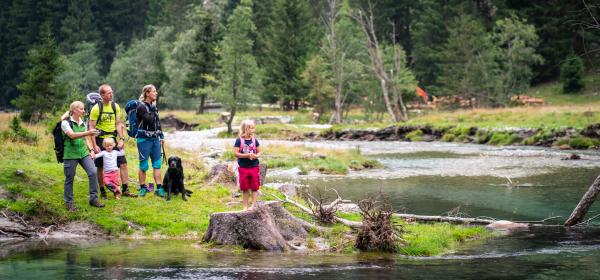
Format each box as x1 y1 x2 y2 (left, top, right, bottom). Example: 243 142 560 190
234 120 262 210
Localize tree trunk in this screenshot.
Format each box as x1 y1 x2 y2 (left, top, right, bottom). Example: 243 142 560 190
226 109 236 135
198 95 206 114
564 174 600 226
203 201 307 251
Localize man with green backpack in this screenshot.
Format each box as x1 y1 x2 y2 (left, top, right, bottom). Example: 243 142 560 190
89 84 137 198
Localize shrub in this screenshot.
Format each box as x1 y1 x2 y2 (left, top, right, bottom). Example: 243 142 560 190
488 132 520 145
441 133 456 142
406 130 424 142
560 53 585 93
0 117 39 144
569 136 598 149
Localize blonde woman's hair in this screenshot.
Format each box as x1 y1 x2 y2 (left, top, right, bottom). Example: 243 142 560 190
102 137 116 148
139 84 156 102
239 119 256 138
61 101 85 120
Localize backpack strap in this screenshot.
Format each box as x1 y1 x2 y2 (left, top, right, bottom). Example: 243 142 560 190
95 101 116 126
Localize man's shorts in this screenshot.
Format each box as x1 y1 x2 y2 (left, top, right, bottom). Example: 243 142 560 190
136 137 162 171
94 137 127 168
238 166 260 192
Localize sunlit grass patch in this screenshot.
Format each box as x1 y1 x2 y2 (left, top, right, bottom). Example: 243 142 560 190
399 222 490 256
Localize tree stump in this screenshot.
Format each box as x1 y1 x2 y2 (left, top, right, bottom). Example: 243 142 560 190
203 201 307 251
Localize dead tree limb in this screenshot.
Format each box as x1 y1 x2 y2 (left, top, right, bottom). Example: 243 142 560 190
393 214 496 225
565 174 600 226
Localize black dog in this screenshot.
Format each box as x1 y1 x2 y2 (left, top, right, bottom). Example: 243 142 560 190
163 156 192 201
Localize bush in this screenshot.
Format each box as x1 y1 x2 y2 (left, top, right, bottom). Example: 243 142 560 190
406 130 424 142
488 132 520 145
560 53 585 93
0 117 39 144
569 136 599 149
441 133 456 142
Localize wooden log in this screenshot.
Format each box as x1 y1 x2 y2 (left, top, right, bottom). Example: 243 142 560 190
392 214 496 225
564 174 600 226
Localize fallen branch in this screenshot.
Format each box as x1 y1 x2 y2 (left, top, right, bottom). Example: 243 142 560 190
0 225 33 237
266 193 362 229
393 214 496 225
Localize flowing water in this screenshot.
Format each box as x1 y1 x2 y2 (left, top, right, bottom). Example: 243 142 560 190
3 131 600 279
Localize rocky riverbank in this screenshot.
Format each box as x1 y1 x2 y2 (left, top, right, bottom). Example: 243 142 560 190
307 123 600 150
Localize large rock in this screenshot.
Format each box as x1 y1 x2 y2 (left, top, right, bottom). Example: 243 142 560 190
206 163 268 186
203 201 307 251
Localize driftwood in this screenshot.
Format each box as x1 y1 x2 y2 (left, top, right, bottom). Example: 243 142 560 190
203 201 308 251
565 174 600 226
393 214 496 225
271 192 362 229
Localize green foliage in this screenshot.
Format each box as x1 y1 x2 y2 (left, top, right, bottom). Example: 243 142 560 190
59 0 100 54
215 0 262 133
439 14 497 98
13 25 67 122
406 129 424 142
490 15 543 104
400 222 489 256
258 0 317 107
302 54 335 121
182 5 223 112
560 53 585 94
568 136 599 149
57 42 102 100
488 131 520 145
0 116 39 144
106 27 172 102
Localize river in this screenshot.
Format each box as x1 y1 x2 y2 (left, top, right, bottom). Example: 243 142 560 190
2 130 600 279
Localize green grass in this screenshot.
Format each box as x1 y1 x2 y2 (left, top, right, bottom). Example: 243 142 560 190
221 142 381 175
0 113 492 255
400 222 491 256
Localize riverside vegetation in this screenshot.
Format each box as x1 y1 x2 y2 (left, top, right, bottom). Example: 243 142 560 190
0 112 492 256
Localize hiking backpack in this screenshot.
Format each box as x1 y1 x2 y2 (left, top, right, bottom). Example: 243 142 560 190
84 92 101 125
52 120 73 163
125 99 141 138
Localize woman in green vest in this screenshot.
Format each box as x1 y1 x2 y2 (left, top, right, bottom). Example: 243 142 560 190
61 101 104 211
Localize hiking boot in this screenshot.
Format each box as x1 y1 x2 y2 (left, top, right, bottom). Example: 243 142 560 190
66 203 77 212
89 200 105 208
122 191 138 198
155 187 165 197
139 186 149 197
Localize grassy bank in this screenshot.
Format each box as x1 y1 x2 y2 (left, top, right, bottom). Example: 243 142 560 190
0 112 490 255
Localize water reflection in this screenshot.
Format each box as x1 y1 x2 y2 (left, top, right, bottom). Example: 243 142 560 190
2 231 600 279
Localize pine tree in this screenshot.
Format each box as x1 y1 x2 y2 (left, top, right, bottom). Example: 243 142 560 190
215 0 262 134
261 0 317 109
490 15 543 104
560 53 585 94
59 0 100 54
184 4 223 113
438 14 497 101
13 24 67 121
3 0 43 108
